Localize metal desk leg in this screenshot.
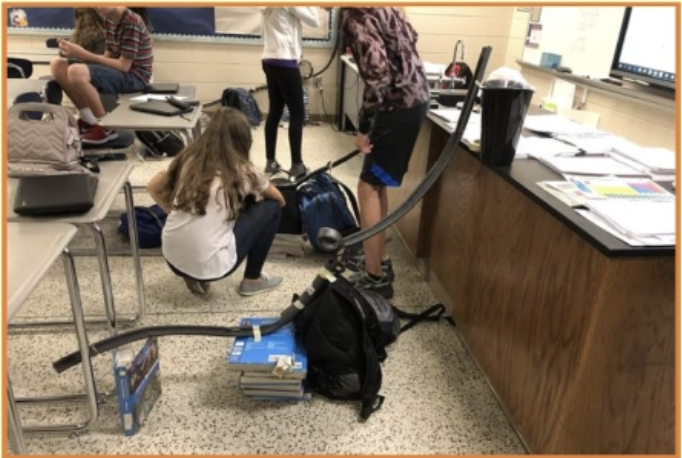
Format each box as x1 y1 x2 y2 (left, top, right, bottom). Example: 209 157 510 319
123 180 146 322
7 379 27 454
86 224 117 335
16 249 100 434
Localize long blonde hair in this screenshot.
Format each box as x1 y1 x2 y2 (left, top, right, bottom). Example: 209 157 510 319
162 108 259 221
72 8 106 52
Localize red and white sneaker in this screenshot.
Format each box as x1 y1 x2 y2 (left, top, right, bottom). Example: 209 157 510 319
77 119 94 135
81 125 118 145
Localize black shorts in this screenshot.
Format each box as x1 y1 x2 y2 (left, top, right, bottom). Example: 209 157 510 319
360 102 429 187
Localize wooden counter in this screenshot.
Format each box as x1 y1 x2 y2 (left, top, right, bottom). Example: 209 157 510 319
388 115 676 454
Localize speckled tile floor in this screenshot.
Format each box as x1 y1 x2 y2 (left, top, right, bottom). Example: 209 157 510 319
7 123 526 455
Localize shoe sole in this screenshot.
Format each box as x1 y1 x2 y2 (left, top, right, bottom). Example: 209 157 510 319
82 134 118 145
238 282 282 297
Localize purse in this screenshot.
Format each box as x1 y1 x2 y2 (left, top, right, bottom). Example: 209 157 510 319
7 102 97 177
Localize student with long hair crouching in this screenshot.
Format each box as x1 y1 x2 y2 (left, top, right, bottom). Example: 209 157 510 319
147 107 286 297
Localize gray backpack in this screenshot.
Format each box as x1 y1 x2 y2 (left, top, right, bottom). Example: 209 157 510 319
7 102 95 177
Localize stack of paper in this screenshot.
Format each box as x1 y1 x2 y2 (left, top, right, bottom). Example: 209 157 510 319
553 131 616 154
609 137 676 179
524 114 597 135
518 136 581 159
535 155 646 177
431 108 461 124
582 199 676 239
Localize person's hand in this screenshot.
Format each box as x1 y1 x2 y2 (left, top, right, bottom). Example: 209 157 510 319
58 39 86 59
355 133 373 154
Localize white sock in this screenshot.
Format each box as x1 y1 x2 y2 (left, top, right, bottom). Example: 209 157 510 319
78 108 98 125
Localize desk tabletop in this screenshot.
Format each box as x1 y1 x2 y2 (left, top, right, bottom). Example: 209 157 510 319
8 222 77 320
100 86 201 131
7 161 134 224
426 110 675 257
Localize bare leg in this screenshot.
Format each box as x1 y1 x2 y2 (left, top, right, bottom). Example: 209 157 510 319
358 180 386 277
66 64 106 118
50 58 86 108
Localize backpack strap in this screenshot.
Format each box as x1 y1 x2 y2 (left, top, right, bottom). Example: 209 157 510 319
331 277 386 421
331 178 361 224
392 303 454 334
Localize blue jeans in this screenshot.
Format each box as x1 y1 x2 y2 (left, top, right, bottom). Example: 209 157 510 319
167 200 282 282
86 64 147 94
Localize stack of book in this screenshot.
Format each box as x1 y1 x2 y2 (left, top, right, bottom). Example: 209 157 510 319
227 318 309 401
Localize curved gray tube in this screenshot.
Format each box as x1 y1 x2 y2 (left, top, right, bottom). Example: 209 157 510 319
341 47 492 249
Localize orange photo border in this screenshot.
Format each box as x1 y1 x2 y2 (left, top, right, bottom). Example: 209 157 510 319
1 1 679 457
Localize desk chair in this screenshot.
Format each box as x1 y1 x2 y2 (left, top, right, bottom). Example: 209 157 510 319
7 57 33 79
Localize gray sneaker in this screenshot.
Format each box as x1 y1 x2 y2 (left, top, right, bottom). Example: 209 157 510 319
183 278 210 296
265 161 281 175
289 162 309 180
238 273 283 296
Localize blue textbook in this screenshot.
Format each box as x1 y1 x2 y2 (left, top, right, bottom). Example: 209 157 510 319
114 338 162 437
226 318 296 372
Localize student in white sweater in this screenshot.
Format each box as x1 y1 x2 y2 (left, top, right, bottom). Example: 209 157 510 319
146 107 286 297
260 7 320 179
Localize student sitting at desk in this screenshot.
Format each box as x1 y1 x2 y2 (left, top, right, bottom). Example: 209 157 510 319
50 7 153 145
146 107 286 297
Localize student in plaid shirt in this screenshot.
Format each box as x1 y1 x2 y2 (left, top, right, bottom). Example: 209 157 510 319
51 7 153 145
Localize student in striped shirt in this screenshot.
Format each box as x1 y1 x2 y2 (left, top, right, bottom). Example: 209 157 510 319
50 7 153 145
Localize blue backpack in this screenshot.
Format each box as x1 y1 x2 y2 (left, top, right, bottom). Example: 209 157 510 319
119 205 168 249
221 87 262 127
297 173 360 250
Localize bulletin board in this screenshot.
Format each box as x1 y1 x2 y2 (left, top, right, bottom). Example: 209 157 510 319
7 7 338 48
521 6 626 77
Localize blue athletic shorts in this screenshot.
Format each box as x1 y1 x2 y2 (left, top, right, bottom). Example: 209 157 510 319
360 102 429 187
86 64 147 94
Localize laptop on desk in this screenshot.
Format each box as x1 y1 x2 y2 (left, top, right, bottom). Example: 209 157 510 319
14 174 99 216
129 100 194 117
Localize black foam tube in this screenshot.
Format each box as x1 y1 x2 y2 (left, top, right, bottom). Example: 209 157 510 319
53 265 334 373
341 46 492 249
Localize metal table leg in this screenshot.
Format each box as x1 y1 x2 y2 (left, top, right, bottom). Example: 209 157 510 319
122 180 146 322
7 379 27 454
14 249 100 434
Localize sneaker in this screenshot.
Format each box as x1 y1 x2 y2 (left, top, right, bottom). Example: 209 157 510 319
289 162 309 180
81 124 118 145
264 160 282 175
345 254 394 276
238 272 283 296
348 258 395 282
352 270 394 299
183 278 210 296
77 119 94 135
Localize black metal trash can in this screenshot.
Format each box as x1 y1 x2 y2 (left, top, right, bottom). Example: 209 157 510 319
480 87 534 166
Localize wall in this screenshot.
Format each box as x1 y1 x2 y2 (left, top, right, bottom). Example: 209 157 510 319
404 6 516 79
6 33 339 120
521 67 676 150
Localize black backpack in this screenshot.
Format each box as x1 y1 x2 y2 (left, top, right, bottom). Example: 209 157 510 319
294 272 447 421
135 131 185 158
221 87 262 127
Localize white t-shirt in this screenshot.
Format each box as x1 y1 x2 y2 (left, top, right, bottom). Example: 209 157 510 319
162 168 269 280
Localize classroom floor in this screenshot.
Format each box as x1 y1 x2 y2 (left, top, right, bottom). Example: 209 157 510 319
7 121 526 455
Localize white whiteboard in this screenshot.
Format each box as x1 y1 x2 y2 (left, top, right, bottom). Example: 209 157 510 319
522 7 626 78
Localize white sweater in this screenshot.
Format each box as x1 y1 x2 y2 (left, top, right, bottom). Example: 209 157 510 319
260 7 320 61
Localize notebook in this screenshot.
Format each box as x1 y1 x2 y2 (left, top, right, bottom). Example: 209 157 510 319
14 174 99 216
129 101 193 117
145 83 179 94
